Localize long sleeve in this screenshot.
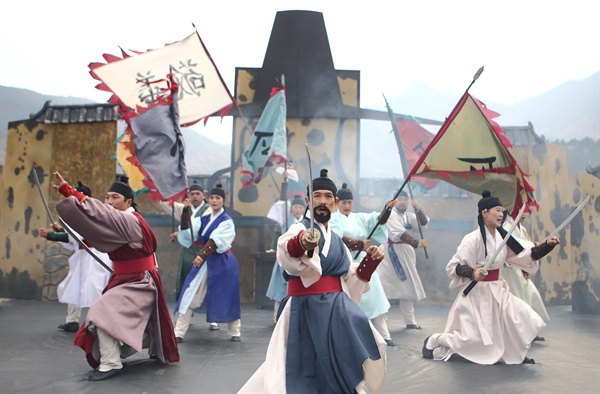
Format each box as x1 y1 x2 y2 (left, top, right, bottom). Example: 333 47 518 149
276 222 322 287
56 196 143 253
177 216 201 248
386 210 406 243
207 220 236 253
159 201 184 222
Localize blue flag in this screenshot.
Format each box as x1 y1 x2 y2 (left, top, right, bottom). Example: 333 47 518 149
240 87 287 187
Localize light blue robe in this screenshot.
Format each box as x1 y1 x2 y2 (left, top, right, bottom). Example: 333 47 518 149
329 211 391 319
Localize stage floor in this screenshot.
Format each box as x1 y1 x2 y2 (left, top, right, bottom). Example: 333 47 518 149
1 299 598 393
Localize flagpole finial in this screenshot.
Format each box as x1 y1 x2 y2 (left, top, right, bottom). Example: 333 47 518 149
466 66 485 92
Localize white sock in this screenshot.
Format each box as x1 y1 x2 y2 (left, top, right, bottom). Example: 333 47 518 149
426 335 436 350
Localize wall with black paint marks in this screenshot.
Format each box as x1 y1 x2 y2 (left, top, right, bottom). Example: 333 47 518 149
0 118 116 301
570 172 599 314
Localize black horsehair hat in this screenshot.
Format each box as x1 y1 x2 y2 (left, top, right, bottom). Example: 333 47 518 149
76 181 92 197
108 176 134 200
290 194 305 207
337 183 353 201
209 183 226 199
478 190 502 213
308 169 337 197
189 182 203 193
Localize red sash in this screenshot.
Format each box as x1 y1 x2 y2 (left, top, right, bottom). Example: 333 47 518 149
482 269 500 282
288 276 341 296
112 254 157 275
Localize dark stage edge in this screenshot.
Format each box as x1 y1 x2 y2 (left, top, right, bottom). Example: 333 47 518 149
1 299 598 393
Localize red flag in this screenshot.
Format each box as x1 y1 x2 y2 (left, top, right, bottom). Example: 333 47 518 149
407 92 538 216
394 117 441 190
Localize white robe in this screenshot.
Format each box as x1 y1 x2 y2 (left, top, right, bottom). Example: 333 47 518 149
377 209 427 300
500 219 550 321
56 231 112 308
436 227 545 364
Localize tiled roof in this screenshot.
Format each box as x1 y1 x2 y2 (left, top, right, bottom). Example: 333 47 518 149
29 101 119 124
502 122 545 146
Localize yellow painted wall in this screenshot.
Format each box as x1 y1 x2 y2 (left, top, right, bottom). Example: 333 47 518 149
229 68 360 304
569 172 599 314
232 68 360 215
0 120 116 300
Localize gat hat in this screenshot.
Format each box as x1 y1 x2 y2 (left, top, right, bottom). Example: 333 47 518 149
397 190 408 198
209 183 226 199
290 194 305 207
189 182 204 193
308 169 337 197
76 181 92 197
337 183 353 201
108 176 134 201
478 190 502 213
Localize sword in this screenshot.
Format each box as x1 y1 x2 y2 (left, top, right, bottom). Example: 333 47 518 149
303 143 320 257
543 194 590 242
58 218 113 274
462 203 526 297
33 169 57 225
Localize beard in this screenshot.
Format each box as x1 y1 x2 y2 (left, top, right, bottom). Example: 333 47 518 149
313 206 331 223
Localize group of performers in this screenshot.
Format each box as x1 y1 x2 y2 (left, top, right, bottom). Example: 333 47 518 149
41 164 560 390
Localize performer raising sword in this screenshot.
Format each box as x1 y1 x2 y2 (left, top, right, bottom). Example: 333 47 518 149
422 190 560 365
239 163 388 394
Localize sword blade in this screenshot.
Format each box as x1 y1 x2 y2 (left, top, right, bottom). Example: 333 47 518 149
483 202 527 271
305 143 315 237
462 203 526 297
33 169 56 224
59 218 113 273
544 194 590 242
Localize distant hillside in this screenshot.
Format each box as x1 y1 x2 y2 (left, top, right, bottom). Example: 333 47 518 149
2 72 599 178
361 71 599 177
0 86 230 174
383 71 600 141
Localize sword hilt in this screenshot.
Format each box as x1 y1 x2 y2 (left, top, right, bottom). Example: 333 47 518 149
461 268 487 297
303 228 321 257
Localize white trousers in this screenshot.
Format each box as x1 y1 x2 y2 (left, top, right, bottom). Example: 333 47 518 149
94 326 123 372
66 304 81 323
174 278 241 338
400 299 417 324
371 313 391 340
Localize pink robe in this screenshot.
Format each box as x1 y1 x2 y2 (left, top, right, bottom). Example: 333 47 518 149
57 196 179 368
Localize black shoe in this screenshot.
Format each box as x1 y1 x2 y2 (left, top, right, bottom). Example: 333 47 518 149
58 322 79 332
230 336 241 342
176 337 183 343
533 336 545 342
422 336 434 359
88 369 122 381
406 323 423 330
385 339 396 347
522 357 536 364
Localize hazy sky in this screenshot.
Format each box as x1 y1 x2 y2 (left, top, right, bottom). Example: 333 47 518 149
1 0 599 144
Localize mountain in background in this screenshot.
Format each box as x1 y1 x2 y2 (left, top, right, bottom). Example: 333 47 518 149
1 71 598 177
0 86 229 174
361 71 599 177
382 71 599 141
